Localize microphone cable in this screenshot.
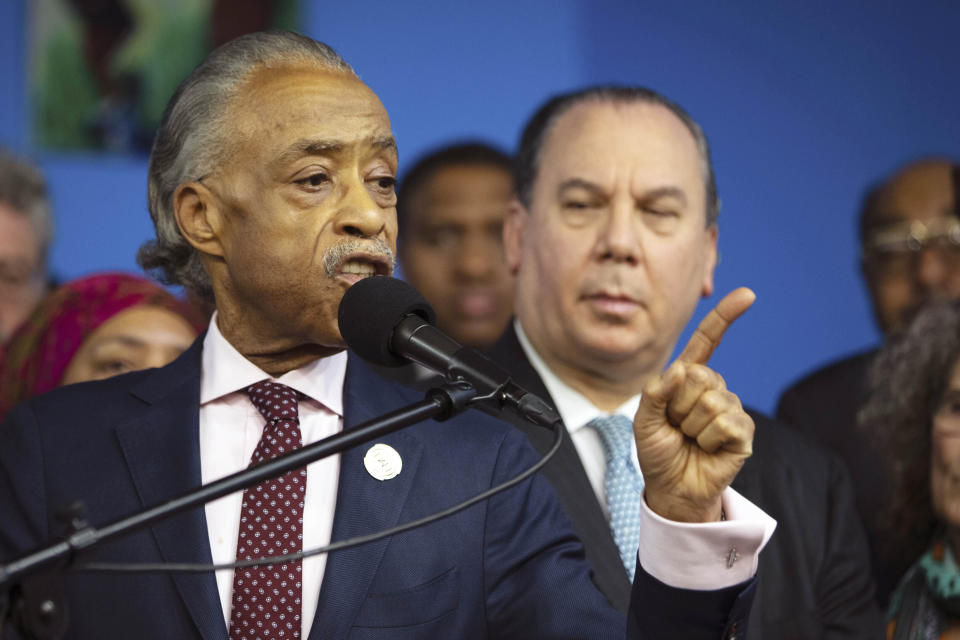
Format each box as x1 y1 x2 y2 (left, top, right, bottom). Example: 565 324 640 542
71 411 565 576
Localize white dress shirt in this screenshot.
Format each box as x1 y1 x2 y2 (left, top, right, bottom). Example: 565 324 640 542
200 315 345 638
514 320 776 589
194 310 774 639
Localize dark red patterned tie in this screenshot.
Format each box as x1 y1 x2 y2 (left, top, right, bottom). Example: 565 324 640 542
228 381 307 640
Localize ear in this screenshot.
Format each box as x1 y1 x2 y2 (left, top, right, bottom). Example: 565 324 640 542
503 198 528 276
173 182 226 258
700 224 719 298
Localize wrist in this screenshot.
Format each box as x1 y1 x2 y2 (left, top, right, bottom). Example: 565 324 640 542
644 491 724 523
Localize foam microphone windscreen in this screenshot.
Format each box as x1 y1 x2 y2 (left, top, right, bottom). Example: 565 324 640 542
338 276 436 367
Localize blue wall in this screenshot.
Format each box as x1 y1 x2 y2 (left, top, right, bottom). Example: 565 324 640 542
2 1 959 413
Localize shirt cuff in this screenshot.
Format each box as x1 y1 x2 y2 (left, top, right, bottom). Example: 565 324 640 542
636 487 777 590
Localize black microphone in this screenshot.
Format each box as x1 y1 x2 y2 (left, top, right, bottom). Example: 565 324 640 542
338 276 560 428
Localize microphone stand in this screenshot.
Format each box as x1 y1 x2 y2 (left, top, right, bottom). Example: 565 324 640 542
0 382 477 640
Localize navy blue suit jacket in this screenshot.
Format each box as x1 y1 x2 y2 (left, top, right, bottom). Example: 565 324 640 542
0 340 753 638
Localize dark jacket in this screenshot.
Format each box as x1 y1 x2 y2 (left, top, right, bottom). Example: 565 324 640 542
0 338 755 639
777 348 900 603
486 324 883 639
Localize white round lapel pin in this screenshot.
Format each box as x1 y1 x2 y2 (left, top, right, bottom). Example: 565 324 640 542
364 443 402 481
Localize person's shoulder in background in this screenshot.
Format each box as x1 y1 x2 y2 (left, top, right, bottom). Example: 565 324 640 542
776 348 877 431
733 408 884 638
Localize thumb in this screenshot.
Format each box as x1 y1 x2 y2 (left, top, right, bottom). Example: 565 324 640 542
634 362 684 437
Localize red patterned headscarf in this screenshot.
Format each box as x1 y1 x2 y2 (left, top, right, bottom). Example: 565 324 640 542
0 272 206 420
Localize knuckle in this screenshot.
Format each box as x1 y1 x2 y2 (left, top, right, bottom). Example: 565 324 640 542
713 414 740 440
679 413 703 437
696 431 722 453
701 389 729 413
686 364 712 385
719 389 743 410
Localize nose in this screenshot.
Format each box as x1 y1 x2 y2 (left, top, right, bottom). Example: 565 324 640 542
914 246 948 292
596 197 641 265
334 174 389 239
454 234 497 281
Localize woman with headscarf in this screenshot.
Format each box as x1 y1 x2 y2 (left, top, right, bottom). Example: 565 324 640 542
0 272 205 421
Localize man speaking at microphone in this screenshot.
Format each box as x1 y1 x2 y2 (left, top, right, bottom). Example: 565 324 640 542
2 32 769 639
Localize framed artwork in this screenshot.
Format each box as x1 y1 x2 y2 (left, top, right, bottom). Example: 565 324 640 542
30 0 298 152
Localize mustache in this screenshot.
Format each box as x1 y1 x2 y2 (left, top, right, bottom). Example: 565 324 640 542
322 238 395 277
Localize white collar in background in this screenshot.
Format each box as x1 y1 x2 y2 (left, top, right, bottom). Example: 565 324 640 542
513 319 640 431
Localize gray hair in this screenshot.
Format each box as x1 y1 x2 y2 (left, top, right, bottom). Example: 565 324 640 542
0 147 53 267
138 31 356 300
514 86 720 226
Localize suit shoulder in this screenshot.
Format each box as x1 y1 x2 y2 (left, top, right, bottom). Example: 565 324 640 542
348 355 522 450
778 349 876 403
23 369 153 417
3 364 191 446
746 407 846 476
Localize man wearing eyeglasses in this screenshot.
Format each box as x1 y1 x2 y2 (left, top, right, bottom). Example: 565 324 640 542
778 158 960 602
860 160 960 334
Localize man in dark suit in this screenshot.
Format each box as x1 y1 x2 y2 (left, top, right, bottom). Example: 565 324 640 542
0 32 769 639
493 86 882 637
777 159 960 601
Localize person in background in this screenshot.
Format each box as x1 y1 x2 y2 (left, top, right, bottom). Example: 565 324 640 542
397 142 515 347
0 146 55 342
858 299 960 638
778 158 960 601
0 271 204 421
489 84 880 637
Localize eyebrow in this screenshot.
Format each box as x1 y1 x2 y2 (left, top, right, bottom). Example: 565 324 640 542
91 336 150 351
642 186 688 206
557 178 604 197
557 178 688 205
275 136 398 167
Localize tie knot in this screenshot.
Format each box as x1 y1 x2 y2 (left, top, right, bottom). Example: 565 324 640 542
246 380 301 424
589 414 635 462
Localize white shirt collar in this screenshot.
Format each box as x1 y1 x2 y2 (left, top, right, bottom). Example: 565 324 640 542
513 319 639 431
200 312 346 417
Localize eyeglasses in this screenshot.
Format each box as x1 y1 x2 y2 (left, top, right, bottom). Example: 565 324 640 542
862 217 960 276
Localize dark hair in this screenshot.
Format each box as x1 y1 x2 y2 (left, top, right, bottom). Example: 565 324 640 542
138 31 354 301
858 159 960 245
514 85 719 226
396 141 513 240
859 299 960 565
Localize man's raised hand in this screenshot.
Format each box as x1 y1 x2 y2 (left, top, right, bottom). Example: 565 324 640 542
634 288 756 523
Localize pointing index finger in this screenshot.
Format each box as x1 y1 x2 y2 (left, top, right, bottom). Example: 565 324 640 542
677 287 756 365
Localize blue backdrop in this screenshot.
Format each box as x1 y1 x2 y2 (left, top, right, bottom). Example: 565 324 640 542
2 1 959 413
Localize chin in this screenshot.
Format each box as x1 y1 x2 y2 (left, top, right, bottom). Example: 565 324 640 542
576 331 653 364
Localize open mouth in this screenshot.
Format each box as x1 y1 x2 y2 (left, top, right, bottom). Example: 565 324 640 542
336 254 393 283
324 238 396 284
341 260 379 277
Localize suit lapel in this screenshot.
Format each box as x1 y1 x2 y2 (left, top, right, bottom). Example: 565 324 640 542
486 325 632 611
309 356 424 640
114 340 227 640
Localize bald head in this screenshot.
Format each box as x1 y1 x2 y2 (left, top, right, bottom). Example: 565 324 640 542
861 158 960 334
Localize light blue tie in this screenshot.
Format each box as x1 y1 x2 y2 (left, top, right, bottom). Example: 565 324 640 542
590 414 644 579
